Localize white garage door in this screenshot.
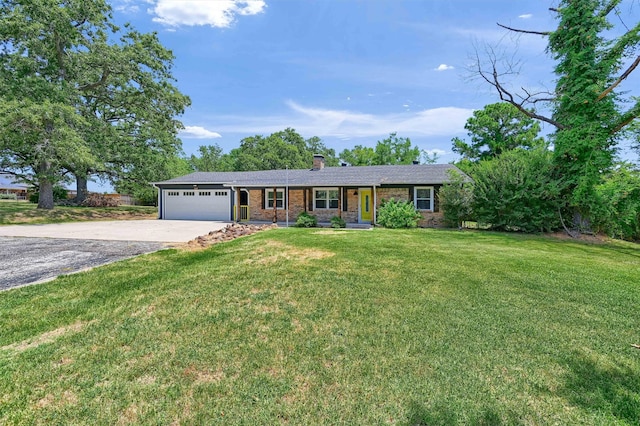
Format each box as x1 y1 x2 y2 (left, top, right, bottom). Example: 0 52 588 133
163 189 230 221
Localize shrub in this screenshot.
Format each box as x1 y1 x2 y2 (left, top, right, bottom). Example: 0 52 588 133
591 163 640 241
29 186 68 204
439 169 474 228
295 212 318 228
81 193 120 207
377 198 422 228
330 216 346 228
471 147 561 233
0 193 17 200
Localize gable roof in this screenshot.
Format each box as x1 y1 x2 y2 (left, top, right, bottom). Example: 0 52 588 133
154 164 469 187
0 173 28 190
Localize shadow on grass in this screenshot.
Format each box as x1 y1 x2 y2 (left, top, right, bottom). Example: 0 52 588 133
558 351 640 424
404 401 521 426
604 244 640 259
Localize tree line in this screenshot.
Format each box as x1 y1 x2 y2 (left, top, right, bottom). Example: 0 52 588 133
187 130 432 173
127 129 434 204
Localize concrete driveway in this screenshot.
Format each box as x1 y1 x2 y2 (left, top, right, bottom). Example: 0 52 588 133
0 220 229 243
0 220 230 290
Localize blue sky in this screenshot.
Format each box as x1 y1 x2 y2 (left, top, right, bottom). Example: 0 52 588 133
105 0 639 173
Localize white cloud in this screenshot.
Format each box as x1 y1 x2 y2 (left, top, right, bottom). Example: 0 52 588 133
423 148 448 156
435 64 454 71
518 14 533 19
196 101 473 144
149 0 266 28
181 126 222 139
261 101 471 138
113 0 140 13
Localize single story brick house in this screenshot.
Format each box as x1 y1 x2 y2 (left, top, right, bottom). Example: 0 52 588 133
153 155 468 226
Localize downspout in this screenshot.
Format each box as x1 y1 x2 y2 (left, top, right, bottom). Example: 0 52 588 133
152 183 161 219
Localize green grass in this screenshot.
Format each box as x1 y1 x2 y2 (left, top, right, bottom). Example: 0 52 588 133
1 228 639 425
0 201 156 224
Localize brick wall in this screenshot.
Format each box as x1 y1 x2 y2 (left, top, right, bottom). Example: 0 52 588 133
375 187 410 207
376 186 444 228
343 190 358 223
247 189 272 222
247 189 307 222
418 211 445 227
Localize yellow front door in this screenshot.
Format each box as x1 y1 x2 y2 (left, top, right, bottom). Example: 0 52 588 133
360 188 372 222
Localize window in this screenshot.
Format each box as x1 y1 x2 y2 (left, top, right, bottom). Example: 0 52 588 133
167 191 179 196
314 188 339 209
214 191 227 196
414 186 433 211
199 191 211 196
183 191 195 196
266 188 284 209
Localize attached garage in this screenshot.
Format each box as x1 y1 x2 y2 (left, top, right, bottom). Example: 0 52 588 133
162 189 231 221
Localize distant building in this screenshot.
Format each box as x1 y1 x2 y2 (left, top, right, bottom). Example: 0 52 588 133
0 173 29 200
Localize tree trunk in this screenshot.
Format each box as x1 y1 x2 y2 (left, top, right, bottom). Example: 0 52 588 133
75 173 89 204
37 179 54 209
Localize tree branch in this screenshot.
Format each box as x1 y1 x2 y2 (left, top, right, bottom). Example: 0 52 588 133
73 18 88 28
597 55 640 101
0 169 34 184
497 23 551 36
599 0 623 18
599 20 640 66
78 68 111 91
521 87 556 103
474 49 565 130
610 100 640 134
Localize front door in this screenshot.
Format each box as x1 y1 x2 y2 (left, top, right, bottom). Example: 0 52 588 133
359 188 372 223
239 190 249 221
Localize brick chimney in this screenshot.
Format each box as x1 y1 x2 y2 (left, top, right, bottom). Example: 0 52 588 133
312 154 325 170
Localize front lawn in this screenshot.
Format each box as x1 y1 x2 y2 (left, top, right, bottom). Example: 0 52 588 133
1 229 639 424
0 201 156 224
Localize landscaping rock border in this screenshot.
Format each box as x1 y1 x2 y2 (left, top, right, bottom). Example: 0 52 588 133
181 223 278 249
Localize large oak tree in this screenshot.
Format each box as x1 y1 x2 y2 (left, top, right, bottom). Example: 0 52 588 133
0 0 189 208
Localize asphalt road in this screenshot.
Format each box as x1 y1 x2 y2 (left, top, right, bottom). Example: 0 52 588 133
0 237 163 291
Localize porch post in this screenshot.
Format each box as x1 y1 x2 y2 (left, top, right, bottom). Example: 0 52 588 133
232 187 237 222
303 188 307 212
272 186 278 223
373 185 377 225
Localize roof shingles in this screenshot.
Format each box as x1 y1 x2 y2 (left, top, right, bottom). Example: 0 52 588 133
154 164 467 187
